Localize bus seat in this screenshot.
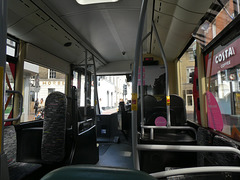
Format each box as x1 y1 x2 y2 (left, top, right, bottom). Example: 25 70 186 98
41 165 156 180
4 125 42 180
145 110 176 126
144 94 186 126
137 95 157 129
156 94 186 126
41 92 67 163
15 92 69 164
212 135 240 166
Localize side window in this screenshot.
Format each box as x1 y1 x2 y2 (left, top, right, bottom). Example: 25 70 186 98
97 75 131 114
179 41 196 122
22 62 66 122
205 35 240 141
186 67 194 83
48 69 56 79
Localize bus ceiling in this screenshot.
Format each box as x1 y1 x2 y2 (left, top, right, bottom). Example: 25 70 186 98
7 0 215 71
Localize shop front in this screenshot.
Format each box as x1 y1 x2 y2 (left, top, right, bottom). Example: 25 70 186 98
205 35 240 139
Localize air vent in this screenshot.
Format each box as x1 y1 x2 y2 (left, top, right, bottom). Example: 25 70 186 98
50 24 58 31
159 2 161 11
36 13 45 21
19 0 30 8
64 42 72 47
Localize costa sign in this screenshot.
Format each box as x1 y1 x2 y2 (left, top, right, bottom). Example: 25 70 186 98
206 37 240 77
215 47 235 64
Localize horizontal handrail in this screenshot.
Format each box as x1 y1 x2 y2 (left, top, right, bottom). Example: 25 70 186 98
78 118 93 125
137 144 240 157
150 166 240 178
78 124 96 136
141 126 197 140
4 90 23 122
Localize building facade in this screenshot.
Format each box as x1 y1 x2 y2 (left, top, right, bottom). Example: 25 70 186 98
98 75 131 111
179 43 196 113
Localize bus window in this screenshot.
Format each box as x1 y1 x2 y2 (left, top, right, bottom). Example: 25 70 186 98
98 75 131 114
21 62 66 122
179 41 197 122
194 0 240 47
72 68 93 108
205 35 240 140
6 38 17 57
80 74 85 107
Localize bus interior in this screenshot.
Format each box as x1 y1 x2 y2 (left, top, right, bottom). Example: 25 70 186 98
1 0 240 179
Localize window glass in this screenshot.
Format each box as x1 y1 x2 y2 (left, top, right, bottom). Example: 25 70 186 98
80 74 85 106
72 71 78 88
48 69 56 79
188 52 195 61
98 75 131 114
179 41 196 122
6 38 16 57
194 0 240 47
21 61 66 122
186 67 195 83
205 35 240 140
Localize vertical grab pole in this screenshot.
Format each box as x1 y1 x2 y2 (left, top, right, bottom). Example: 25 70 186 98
84 50 88 121
237 0 240 14
132 0 148 170
92 55 100 116
0 0 9 179
152 20 171 127
140 32 152 136
140 46 144 134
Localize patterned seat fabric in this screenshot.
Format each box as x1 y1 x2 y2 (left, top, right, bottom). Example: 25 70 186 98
41 92 67 162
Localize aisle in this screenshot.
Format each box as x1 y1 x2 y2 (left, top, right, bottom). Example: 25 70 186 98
97 140 133 169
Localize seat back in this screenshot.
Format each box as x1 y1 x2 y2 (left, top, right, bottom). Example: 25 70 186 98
157 94 186 126
41 92 67 163
41 165 156 180
137 95 157 129
4 125 17 166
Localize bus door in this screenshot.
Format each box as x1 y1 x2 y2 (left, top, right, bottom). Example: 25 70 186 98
72 67 94 121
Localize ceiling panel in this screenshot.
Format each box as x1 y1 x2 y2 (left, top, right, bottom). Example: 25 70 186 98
41 0 142 63
151 0 215 61
7 0 215 74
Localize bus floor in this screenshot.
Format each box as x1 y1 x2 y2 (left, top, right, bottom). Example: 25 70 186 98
96 133 133 169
